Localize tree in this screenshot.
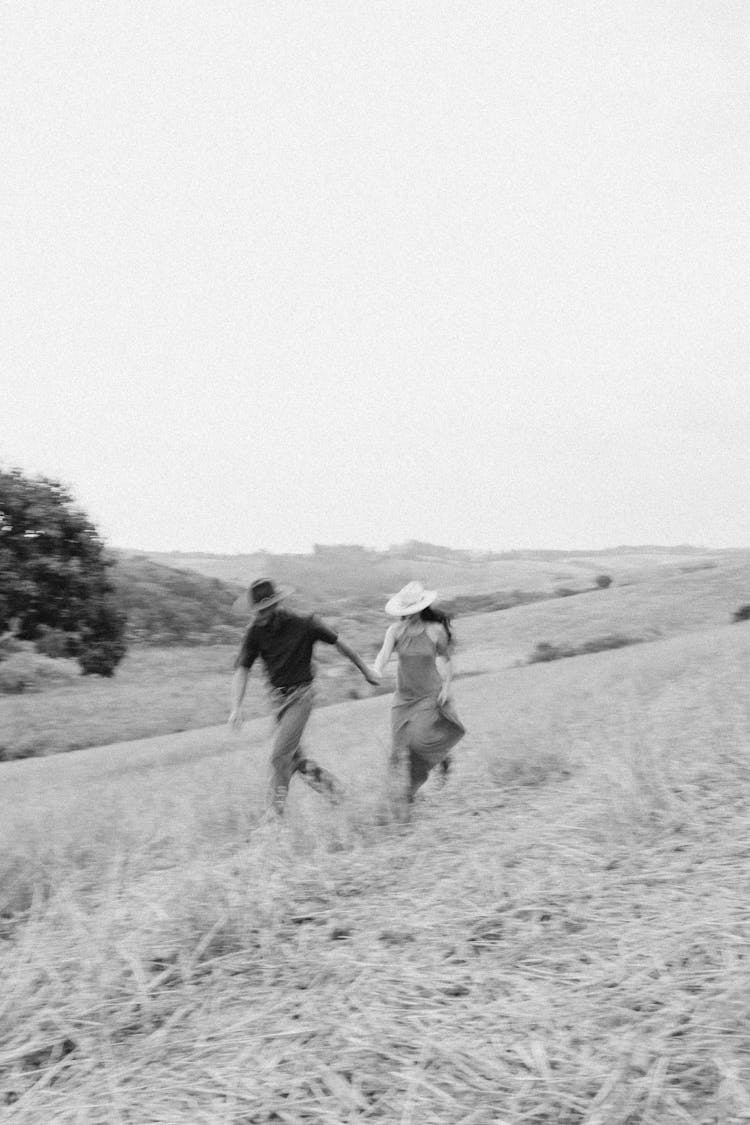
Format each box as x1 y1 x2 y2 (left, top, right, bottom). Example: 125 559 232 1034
595 574 613 589
0 468 127 675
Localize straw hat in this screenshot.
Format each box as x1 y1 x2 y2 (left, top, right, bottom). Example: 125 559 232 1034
385 581 437 617
232 578 294 614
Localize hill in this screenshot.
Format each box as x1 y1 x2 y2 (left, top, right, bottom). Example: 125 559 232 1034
135 542 735 604
3 550 749 760
111 555 244 646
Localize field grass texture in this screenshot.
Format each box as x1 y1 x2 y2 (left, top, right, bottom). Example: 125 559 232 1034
3 616 750 1122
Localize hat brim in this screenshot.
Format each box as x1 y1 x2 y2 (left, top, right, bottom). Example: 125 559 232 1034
384 589 437 616
231 585 294 615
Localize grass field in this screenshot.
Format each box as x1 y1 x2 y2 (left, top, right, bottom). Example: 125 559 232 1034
3 553 749 761
0 625 385 761
3 556 750 1121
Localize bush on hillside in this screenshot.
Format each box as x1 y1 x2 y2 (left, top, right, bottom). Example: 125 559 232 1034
528 634 645 664
732 604 750 623
77 639 128 677
0 651 80 694
595 574 612 589
35 625 72 659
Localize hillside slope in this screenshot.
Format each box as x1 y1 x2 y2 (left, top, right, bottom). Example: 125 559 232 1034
136 545 737 602
454 554 750 673
3 552 748 761
112 555 243 644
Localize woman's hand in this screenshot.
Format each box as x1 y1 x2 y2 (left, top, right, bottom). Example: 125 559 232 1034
438 684 451 706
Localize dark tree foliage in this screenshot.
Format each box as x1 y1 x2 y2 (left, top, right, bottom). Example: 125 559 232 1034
0 469 126 675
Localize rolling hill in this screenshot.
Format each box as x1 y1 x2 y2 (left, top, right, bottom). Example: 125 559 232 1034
133 542 737 604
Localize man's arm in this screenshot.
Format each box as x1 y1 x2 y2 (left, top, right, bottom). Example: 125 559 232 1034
229 627 258 730
335 637 380 685
228 666 250 730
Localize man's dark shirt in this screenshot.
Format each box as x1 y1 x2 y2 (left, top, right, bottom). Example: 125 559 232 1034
235 609 338 689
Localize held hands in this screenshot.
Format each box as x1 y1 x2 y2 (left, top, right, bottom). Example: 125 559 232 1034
228 708 244 732
363 666 381 687
438 684 451 706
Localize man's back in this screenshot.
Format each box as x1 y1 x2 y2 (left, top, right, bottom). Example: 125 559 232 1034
236 609 338 689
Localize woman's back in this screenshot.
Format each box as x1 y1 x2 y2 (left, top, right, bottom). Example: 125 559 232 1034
395 623 445 701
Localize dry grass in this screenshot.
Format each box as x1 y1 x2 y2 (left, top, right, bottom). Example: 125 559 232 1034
3 619 750 1122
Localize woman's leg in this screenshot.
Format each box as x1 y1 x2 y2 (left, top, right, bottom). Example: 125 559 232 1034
436 755 452 785
388 714 411 821
408 752 432 801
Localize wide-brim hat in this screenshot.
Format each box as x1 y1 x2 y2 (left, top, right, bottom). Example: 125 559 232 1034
232 578 294 615
385 581 437 617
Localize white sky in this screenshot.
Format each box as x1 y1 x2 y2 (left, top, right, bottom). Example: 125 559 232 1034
2 1 749 553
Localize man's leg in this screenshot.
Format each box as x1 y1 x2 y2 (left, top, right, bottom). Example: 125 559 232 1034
270 688 314 812
271 687 344 809
295 757 344 802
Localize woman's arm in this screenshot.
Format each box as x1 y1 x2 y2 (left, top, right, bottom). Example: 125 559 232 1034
436 652 453 704
373 624 399 678
427 622 453 704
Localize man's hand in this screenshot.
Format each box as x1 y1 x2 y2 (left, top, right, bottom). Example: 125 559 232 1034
438 684 451 706
228 708 244 732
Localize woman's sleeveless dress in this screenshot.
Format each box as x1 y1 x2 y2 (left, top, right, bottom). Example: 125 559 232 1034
391 626 466 768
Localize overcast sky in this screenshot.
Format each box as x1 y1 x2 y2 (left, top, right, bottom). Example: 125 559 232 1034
3 1 749 554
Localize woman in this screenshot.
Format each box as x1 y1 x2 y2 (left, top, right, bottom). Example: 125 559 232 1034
373 581 466 814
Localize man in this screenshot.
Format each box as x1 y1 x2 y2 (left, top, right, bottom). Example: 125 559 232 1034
229 578 378 815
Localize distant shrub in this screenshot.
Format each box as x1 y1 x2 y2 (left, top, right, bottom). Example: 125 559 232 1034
528 634 644 665
576 634 640 655
529 642 563 663
0 635 32 660
35 626 72 659
77 639 127 677
0 652 80 694
554 587 579 598
732 605 750 623
595 574 612 589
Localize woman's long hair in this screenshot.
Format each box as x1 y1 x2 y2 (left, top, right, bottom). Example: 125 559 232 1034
419 604 453 644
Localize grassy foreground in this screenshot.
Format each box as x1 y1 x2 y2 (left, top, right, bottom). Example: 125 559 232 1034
2 621 750 1122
